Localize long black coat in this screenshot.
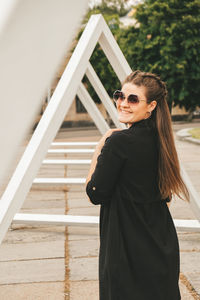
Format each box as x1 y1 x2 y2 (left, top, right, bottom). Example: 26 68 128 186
86 118 180 300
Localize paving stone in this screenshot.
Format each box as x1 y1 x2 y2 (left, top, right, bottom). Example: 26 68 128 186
0 258 65 284
169 198 196 220
0 282 65 300
2 226 65 244
46 153 92 159
45 153 69 159
186 273 200 296
193 186 200 195
67 226 99 241
66 170 88 177
185 173 200 186
70 280 98 300
36 165 65 177
67 165 89 170
69 257 98 281
67 185 86 192
179 281 196 300
0 241 65 261
22 190 66 209
67 191 88 199
68 206 100 216
180 252 200 273
68 198 92 209
55 128 100 140
19 208 65 215
22 199 66 210
68 239 99 258
183 162 200 171
27 189 66 200
178 232 200 251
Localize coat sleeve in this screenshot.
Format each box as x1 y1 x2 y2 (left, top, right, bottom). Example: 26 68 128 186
86 131 127 205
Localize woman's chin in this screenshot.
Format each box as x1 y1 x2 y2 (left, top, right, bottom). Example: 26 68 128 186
118 116 133 124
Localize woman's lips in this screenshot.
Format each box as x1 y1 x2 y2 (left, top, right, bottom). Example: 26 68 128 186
119 109 131 114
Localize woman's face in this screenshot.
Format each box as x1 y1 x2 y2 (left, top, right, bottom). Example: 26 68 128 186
116 83 156 127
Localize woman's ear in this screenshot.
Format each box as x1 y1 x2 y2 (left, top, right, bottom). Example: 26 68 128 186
149 100 157 111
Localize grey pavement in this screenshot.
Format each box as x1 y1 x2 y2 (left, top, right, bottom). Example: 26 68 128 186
0 120 199 299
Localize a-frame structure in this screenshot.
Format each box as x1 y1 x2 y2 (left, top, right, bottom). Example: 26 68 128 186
0 14 199 244
0 14 129 244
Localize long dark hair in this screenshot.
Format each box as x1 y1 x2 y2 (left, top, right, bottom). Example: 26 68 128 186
123 70 189 202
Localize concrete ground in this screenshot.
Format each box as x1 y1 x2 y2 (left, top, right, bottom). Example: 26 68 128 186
0 120 199 299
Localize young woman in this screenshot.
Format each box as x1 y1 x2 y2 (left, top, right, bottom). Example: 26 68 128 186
86 70 189 300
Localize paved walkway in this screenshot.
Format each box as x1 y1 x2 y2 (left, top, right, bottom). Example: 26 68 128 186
0 121 199 299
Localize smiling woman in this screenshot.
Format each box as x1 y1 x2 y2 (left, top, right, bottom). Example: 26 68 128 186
86 70 189 300
113 83 157 126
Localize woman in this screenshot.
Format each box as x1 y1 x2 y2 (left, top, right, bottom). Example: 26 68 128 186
86 70 189 300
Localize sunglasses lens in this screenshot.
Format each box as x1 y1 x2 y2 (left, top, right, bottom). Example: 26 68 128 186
127 94 139 104
113 91 123 101
113 91 140 104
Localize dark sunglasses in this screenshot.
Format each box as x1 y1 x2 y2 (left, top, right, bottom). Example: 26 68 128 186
113 90 146 104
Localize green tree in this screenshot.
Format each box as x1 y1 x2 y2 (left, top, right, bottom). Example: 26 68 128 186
87 0 129 19
120 0 200 112
81 0 200 112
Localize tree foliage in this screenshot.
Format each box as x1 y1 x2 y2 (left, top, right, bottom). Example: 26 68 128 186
82 0 200 111
129 0 200 111
86 0 129 19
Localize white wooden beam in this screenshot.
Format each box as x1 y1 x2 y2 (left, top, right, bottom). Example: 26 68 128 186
47 148 94 153
0 14 106 244
13 214 99 227
12 214 200 232
51 142 97 146
174 219 200 232
98 18 132 82
86 63 126 129
77 82 110 134
33 178 86 184
43 159 91 165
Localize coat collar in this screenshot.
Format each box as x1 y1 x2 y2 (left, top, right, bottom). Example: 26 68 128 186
129 118 152 129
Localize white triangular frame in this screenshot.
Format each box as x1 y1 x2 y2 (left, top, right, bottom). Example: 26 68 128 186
0 14 199 244
0 14 131 243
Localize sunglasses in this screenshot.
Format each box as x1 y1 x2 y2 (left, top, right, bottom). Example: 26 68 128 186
113 90 146 104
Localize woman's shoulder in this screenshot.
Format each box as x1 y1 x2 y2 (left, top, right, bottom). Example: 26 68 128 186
102 129 130 159
107 128 130 144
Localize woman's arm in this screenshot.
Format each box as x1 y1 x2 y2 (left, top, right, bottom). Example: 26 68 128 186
85 128 126 205
86 128 121 186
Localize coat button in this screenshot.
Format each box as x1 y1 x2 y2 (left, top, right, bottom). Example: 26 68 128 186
92 187 96 191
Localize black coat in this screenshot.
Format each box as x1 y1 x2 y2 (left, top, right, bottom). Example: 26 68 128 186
86 118 180 300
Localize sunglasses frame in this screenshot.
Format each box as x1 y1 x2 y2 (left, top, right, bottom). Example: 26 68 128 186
113 90 146 104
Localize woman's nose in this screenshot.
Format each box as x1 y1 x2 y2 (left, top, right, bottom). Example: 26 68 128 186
120 97 129 107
